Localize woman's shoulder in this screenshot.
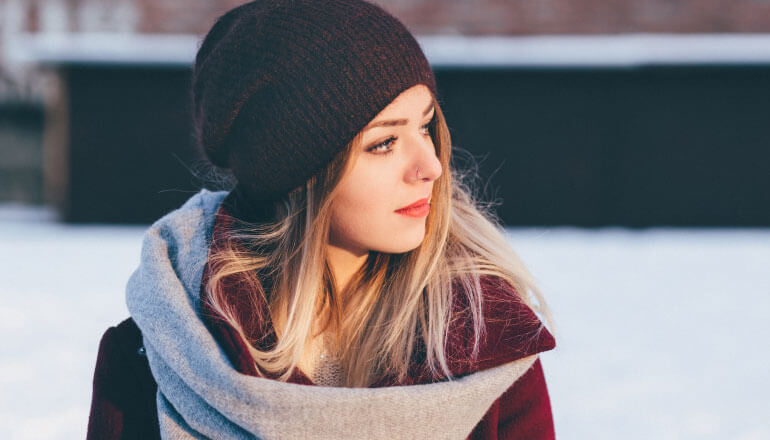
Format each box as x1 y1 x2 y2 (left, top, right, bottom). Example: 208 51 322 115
445 275 556 375
93 318 150 370
103 317 142 343
90 316 155 380
87 318 160 439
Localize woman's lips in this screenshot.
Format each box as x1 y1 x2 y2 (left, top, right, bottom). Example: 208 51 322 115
395 197 430 217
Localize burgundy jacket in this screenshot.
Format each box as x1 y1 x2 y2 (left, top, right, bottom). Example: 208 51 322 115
87 201 557 439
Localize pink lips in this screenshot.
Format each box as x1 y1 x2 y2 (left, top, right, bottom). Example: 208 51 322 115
395 197 430 218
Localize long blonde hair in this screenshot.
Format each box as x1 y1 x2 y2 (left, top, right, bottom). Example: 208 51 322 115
204 95 553 387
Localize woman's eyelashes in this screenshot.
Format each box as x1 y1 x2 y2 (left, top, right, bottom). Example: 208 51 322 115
366 116 435 155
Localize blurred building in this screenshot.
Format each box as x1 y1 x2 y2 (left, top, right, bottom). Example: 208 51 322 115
5 0 770 36
3 0 770 99
1 1 769 225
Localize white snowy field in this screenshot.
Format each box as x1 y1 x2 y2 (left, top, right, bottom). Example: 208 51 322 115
0 203 768 439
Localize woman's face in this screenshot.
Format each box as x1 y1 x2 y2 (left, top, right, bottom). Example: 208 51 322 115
329 84 442 257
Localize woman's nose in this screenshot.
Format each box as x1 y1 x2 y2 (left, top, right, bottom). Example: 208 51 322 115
409 136 442 182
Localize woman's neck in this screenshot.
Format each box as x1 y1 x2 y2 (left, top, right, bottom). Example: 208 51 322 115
326 244 368 293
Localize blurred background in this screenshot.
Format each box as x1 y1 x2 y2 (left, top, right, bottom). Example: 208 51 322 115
1 0 768 438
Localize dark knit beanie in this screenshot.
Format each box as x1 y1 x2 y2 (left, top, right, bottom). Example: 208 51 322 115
192 0 438 202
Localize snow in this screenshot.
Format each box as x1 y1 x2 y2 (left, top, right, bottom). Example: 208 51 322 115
1 204 768 439
505 228 770 439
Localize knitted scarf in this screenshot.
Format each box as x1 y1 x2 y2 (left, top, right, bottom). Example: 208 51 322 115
125 189 538 439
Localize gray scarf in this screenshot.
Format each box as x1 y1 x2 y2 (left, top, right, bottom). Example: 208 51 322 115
125 189 538 439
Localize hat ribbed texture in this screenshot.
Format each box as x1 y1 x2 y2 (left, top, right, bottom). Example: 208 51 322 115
192 0 438 201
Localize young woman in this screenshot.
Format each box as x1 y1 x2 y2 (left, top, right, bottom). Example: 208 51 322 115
87 0 557 438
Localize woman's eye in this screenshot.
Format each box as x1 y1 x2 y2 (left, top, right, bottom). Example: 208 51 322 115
367 117 434 155
368 137 396 154
421 114 436 136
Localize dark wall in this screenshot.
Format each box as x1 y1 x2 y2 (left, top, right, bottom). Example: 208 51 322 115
437 65 770 227
52 63 770 226
59 64 204 223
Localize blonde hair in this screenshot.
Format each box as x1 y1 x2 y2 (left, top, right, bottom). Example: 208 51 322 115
204 96 553 387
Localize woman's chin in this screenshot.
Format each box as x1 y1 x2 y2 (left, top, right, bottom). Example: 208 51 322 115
379 236 427 254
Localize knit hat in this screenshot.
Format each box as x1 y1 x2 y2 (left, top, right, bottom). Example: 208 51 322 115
192 0 438 202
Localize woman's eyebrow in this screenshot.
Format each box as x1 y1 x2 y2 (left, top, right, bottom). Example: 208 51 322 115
364 102 435 131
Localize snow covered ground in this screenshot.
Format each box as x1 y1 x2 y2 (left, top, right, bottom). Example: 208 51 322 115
1 203 768 439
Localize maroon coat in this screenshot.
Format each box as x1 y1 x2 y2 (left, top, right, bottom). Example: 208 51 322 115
87 203 557 439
